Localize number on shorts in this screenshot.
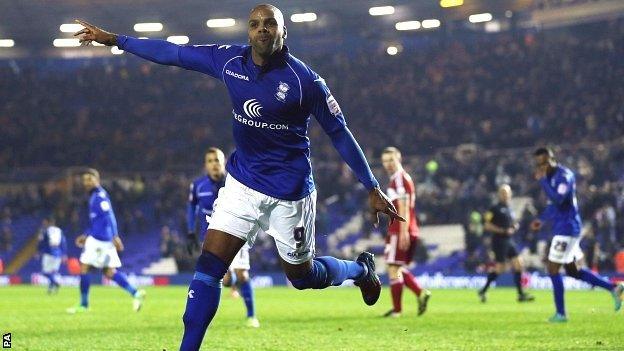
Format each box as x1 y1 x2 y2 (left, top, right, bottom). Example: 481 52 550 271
293 227 304 249
553 240 568 252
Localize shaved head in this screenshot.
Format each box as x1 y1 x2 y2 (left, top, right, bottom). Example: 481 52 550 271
250 4 284 27
248 3 286 64
498 184 512 203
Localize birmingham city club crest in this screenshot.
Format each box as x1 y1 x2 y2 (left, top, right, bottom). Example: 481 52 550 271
275 81 290 102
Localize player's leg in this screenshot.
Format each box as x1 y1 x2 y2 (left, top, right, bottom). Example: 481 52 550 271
479 238 506 301
101 240 146 311
564 261 622 311
480 262 504 300
180 229 245 351
547 235 571 321
67 263 92 313
547 260 566 321
385 264 403 316
223 270 240 299
42 254 60 293
280 254 376 302
79 263 91 307
509 243 534 302
235 268 259 327
400 238 425 297
104 267 138 296
383 234 404 316
511 257 534 302
269 191 379 305
397 237 430 315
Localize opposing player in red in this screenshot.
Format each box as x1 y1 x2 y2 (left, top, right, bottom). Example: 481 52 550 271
381 147 431 317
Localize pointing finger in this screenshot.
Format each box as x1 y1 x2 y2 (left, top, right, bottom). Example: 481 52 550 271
386 208 406 222
75 19 95 30
73 28 89 36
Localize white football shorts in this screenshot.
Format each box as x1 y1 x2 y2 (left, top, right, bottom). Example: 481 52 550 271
41 253 62 273
208 175 316 265
79 236 122 269
548 235 584 264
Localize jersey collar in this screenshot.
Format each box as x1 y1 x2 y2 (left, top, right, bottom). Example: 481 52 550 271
245 45 290 77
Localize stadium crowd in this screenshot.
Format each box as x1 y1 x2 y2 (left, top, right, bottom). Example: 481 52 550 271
1 18 623 272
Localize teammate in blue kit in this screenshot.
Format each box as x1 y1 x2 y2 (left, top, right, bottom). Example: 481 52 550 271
67 169 146 314
186 148 226 248
75 4 402 349
531 148 623 322
187 147 260 328
37 217 67 294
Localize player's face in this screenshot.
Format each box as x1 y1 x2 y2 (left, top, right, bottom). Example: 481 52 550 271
534 154 550 174
82 174 97 191
205 152 225 179
248 6 285 57
498 186 512 203
381 153 400 174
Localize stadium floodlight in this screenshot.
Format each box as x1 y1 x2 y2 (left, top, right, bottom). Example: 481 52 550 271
60 23 84 33
138 37 148 39
386 46 398 55
290 13 317 23
206 18 236 28
111 46 124 55
167 36 189 44
0 39 15 47
485 21 501 33
440 0 463 8
53 38 80 47
422 19 441 29
133 22 163 32
469 13 493 23
369 6 395 16
395 21 421 31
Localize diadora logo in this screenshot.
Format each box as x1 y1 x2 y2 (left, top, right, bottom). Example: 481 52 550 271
243 99 263 118
225 69 249 81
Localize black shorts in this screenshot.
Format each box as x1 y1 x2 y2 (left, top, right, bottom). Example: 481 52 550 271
491 235 519 263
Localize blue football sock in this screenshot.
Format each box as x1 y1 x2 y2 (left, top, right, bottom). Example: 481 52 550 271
112 271 138 296
80 274 90 307
289 256 365 290
550 274 565 316
180 252 228 351
44 273 58 288
239 280 256 318
578 268 615 291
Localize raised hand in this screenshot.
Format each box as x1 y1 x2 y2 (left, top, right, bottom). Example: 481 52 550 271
186 232 201 256
73 19 117 46
368 187 405 228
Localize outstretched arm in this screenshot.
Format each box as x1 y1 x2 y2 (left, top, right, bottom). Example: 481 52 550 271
74 19 222 76
309 78 404 226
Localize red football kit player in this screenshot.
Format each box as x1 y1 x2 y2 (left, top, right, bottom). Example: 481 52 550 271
381 147 431 317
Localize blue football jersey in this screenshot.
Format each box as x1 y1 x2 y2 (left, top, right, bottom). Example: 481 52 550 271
538 165 582 237
87 186 119 242
38 226 66 257
118 37 378 200
187 174 226 233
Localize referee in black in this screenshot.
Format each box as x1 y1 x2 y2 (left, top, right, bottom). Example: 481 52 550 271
478 184 534 303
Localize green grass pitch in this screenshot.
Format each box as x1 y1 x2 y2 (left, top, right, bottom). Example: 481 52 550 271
1 285 622 350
